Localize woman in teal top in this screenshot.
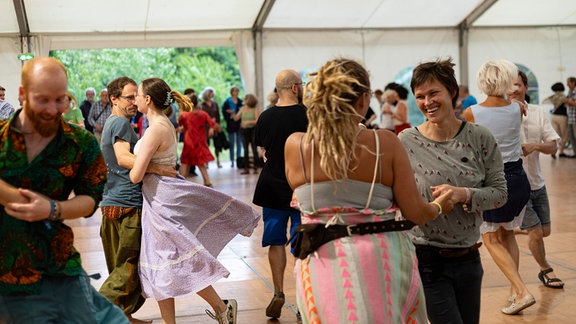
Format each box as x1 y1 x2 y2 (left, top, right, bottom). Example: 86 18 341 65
234 94 260 174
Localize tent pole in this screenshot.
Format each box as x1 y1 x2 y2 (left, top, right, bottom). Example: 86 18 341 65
252 0 275 105
254 30 263 103
458 23 469 86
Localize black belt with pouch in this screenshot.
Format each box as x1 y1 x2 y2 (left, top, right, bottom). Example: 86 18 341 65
289 219 415 260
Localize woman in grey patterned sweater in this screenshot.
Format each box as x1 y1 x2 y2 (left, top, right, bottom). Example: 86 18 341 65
398 58 507 324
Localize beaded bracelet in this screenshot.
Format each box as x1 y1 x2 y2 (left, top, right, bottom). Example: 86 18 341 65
430 201 442 215
54 201 62 221
48 200 62 222
48 200 55 220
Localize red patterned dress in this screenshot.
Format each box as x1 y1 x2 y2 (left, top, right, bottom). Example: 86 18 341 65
178 110 215 166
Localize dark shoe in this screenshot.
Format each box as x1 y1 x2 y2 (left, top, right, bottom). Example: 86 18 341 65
538 268 564 289
266 292 285 319
501 294 535 315
204 183 213 188
559 153 575 158
240 169 249 175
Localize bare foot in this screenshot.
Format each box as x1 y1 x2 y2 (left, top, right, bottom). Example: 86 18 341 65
127 314 153 324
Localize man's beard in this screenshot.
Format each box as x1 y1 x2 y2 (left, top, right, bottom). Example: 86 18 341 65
24 101 60 137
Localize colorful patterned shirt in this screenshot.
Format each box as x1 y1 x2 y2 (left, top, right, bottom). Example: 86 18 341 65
0 110 107 295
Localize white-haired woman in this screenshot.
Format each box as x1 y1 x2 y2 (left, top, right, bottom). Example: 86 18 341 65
462 59 534 315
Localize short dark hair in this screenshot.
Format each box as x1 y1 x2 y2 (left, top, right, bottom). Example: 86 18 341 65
107 76 136 99
518 70 528 87
411 58 459 108
0 86 5 91
184 88 195 95
384 82 400 91
551 82 565 92
395 85 409 100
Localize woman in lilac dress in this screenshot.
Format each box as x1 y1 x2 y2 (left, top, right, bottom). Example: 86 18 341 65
130 78 260 324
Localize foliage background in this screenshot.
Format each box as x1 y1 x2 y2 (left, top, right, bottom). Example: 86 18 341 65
50 47 243 107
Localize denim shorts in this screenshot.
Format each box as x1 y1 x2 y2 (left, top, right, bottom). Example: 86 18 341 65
521 186 551 230
262 207 301 247
0 272 128 324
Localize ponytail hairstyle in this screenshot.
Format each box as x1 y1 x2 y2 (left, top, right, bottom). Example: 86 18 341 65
303 58 370 181
140 78 192 117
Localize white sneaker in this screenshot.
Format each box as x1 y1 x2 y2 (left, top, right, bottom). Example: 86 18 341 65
206 299 237 324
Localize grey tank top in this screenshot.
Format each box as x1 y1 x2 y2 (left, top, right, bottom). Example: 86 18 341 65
293 130 394 213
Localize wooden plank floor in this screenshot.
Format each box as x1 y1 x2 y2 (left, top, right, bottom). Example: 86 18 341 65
69 153 576 323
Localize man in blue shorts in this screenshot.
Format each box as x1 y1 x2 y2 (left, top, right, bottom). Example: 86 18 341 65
253 69 308 319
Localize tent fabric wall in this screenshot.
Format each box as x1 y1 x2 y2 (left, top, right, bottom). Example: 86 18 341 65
2 26 576 119
231 31 256 94
468 26 576 103
0 37 24 107
261 29 459 126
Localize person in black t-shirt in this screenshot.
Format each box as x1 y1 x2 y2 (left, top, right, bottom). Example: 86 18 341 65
253 69 308 320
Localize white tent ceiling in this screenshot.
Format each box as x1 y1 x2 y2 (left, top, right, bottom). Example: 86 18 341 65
2 0 575 36
1 0 576 123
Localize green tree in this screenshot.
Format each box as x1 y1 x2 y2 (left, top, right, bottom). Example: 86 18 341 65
50 47 242 107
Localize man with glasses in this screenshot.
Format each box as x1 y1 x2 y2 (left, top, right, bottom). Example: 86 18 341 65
88 88 112 144
99 76 175 324
253 69 307 320
0 57 126 323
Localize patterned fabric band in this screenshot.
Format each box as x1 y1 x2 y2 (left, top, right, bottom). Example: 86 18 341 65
101 206 137 220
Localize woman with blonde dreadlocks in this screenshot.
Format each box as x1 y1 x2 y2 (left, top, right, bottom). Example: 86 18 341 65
285 58 455 323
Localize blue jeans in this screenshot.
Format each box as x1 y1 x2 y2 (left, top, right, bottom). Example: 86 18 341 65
228 131 243 162
521 185 551 230
416 248 483 324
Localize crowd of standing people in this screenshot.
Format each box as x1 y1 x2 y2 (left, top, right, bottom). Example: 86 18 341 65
0 54 573 324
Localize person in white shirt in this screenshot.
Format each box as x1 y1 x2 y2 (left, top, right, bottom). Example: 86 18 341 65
511 70 564 289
